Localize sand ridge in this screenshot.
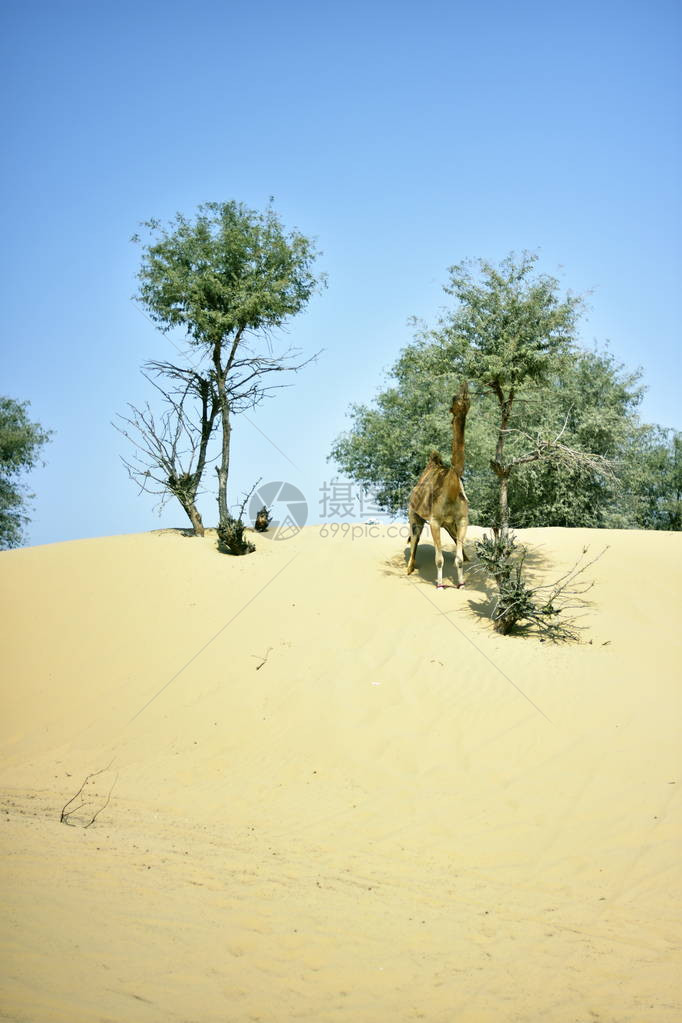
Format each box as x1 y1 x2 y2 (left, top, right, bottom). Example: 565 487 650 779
1 525 681 1021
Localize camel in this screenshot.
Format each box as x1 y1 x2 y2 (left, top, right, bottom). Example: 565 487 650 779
406 381 470 589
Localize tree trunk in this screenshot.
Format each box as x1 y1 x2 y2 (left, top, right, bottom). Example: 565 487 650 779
450 382 469 476
491 383 514 539
187 503 205 537
498 472 510 538
215 414 231 529
177 497 205 536
213 344 232 530
195 376 219 490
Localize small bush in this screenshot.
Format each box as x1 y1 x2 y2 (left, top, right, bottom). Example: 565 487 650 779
476 532 604 641
254 505 271 532
217 517 256 556
475 532 519 586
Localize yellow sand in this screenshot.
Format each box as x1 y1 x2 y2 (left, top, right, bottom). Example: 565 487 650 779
1 524 680 1022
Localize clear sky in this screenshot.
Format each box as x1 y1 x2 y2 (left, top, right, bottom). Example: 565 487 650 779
2 0 680 546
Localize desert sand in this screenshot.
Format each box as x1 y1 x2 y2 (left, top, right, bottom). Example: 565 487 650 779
1 523 680 1022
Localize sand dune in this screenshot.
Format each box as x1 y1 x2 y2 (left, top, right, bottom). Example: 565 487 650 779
1 524 681 1022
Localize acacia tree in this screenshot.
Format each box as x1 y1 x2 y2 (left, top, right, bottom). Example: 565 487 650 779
332 253 619 535
133 201 324 537
115 362 220 536
432 253 604 535
0 396 52 548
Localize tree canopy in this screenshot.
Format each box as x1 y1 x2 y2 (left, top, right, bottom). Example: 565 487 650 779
0 396 52 548
133 201 322 345
437 252 582 390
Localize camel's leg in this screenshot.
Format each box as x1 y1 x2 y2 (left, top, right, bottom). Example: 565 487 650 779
452 514 468 589
406 509 424 574
429 520 445 588
444 524 470 562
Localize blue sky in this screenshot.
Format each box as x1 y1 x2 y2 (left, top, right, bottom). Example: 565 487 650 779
2 0 680 546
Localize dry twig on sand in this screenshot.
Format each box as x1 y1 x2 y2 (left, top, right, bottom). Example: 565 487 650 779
60 761 118 828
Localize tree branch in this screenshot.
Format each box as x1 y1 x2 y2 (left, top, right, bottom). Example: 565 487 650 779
114 364 220 528
500 412 617 479
60 760 116 827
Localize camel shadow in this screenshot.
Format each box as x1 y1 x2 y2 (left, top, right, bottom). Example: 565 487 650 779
381 541 481 590
383 536 556 628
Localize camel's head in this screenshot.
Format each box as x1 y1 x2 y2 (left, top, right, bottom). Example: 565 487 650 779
450 381 470 420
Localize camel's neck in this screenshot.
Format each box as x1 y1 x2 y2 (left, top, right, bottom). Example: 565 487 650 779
451 413 467 477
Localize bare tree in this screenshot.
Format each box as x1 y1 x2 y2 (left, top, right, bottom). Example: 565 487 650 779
215 339 319 413
115 363 220 536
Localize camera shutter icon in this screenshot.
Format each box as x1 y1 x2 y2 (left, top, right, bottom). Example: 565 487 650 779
249 481 308 540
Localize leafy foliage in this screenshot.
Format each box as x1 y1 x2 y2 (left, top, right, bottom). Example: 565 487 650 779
133 201 322 347
616 426 682 530
436 252 582 390
0 397 52 548
331 254 677 531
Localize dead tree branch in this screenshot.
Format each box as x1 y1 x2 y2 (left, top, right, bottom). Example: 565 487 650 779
476 533 609 641
114 363 220 535
502 413 617 480
60 760 117 828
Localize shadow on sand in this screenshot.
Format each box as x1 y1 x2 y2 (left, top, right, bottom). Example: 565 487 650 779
382 538 555 631
150 527 227 540
152 527 203 538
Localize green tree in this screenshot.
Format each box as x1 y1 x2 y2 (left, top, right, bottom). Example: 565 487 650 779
133 201 324 536
330 255 669 533
619 426 682 530
497 347 644 528
423 252 599 535
660 431 682 529
0 397 52 548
